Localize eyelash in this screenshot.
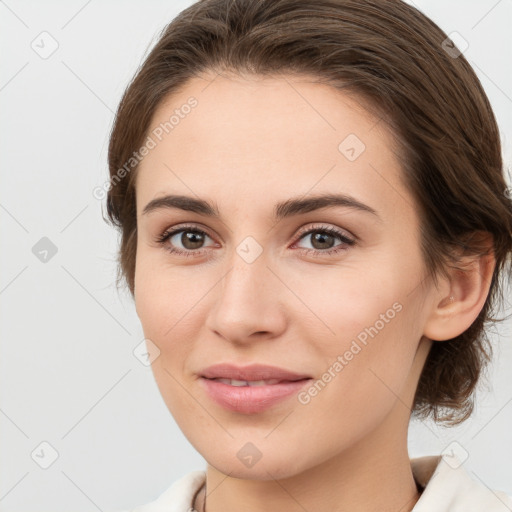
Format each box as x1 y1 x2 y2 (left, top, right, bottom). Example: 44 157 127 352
155 223 356 259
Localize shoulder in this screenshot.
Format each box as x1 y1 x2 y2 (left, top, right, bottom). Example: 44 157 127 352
110 470 206 512
411 453 512 511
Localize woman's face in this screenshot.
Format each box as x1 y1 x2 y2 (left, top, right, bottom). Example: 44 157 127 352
134 72 436 479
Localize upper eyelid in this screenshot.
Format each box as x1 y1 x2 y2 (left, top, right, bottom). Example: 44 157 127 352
164 223 216 240
297 224 355 240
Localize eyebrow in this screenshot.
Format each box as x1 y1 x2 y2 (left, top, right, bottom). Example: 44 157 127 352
142 193 380 222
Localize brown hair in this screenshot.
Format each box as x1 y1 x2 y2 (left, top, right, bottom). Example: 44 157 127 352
105 0 512 425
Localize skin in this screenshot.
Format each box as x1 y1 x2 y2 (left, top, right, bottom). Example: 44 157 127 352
133 71 495 512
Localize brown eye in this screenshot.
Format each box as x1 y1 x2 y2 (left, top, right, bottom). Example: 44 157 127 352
179 230 206 250
309 231 337 250
295 225 355 255
156 226 216 257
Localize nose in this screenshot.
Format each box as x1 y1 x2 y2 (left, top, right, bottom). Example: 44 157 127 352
204 248 287 346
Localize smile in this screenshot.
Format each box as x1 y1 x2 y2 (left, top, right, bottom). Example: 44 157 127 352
200 376 312 414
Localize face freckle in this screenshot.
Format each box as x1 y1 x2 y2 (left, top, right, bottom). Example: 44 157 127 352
133 72 434 481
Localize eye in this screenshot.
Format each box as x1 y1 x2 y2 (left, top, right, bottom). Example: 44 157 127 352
155 224 216 258
292 224 356 256
155 223 356 258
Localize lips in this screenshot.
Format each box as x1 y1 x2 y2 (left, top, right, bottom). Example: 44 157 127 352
199 363 313 414
211 378 282 386
200 363 312 382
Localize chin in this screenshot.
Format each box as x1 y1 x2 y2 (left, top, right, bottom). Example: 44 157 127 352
199 441 313 481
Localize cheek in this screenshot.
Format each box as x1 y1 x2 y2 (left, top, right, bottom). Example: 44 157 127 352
134 251 194 337
134 261 187 398
134 254 210 386
289 266 419 413
299 312 417 447
134 264 193 417
287 263 403 348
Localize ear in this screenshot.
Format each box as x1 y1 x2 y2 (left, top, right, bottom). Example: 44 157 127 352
423 233 496 342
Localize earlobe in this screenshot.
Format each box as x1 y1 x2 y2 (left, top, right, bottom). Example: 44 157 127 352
423 240 495 342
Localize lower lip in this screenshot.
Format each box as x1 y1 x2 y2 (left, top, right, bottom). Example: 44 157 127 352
200 377 312 414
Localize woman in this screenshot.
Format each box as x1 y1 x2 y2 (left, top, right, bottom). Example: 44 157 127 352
105 0 512 510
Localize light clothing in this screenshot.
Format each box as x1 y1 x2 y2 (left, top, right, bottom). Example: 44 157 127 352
115 453 512 512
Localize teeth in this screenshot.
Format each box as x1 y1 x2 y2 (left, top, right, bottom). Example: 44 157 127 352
227 379 248 386
247 380 271 387
213 378 281 386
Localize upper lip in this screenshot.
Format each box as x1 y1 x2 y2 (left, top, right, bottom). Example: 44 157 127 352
200 363 312 382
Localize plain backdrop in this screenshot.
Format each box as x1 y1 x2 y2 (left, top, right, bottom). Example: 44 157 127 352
1 0 511 510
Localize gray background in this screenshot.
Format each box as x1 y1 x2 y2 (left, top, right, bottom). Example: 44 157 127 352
1 0 511 510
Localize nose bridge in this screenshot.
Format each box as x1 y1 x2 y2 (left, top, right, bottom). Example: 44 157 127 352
205 235 286 341
219 238 271 308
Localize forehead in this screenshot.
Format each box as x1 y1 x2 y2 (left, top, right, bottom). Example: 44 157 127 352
146 72 388 152
135 72 409 221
